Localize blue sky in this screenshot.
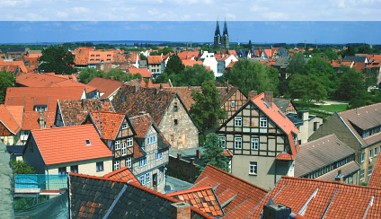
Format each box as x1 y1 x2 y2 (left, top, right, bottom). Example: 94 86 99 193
0 0 381 44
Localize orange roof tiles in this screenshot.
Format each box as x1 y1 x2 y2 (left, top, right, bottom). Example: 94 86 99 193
177 51 200 60
369 153 381 188
168 186 224 217
89 112 126 140
129 113 153 138
5 86 85 113
127 67 152 78
147 55 162 65
0 60 28 73
193 165 267 218
252 92 299 158
103 166 139 185
31 124 112 165
250 176 381 218
22 111 55 130
0 104 22 134
87 77 123 98
182 60 203 67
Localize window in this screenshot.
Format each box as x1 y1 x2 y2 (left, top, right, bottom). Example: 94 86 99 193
234 137 242 149
156 152 163 160
375 147 380 156
122 122 128 129
370 149 374 158
251 138 259 150
219 136 226 148
360 169 364 179
234 117 242 127
115 140 120 150
70 165 78 173
231 101 236 107
127 137 133 147
260 117 268 128
146 135 156 145
126 157 131 168
146 173 150 185
139 175 145 185
85 139 91 146
96 162 104 172
249 161 257 175
368 165 374 176
173 102 178 112
58 167 66 175
114 160 120 170
361 152 365 163
121 142 127 155
174 119 178 125
139 157 147 167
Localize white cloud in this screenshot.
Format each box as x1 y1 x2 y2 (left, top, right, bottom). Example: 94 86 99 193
0 0 381 21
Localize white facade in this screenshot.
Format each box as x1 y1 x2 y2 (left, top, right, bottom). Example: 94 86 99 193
200 51 219 77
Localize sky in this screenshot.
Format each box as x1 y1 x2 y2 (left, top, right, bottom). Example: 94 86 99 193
1 0 381 44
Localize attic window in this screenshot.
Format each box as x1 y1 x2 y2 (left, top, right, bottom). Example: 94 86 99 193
174 102 178 112
85 139 91 146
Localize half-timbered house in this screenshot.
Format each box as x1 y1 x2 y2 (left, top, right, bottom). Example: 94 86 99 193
217 91 299 189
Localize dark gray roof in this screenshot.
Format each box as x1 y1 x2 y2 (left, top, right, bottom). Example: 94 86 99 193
316 161 360 181
273 98 292 113
343 56 367 63
69 173 209 218
139 60 147 68
295 134 355 177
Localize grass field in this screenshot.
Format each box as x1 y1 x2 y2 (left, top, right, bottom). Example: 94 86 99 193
310 104 349 113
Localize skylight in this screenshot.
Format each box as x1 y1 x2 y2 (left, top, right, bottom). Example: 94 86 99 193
85 139 91 145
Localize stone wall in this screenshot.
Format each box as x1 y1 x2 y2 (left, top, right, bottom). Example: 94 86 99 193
167 156 200 183
0 140 14 218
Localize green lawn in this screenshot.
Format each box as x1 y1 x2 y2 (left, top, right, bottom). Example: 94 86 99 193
310 104 349 113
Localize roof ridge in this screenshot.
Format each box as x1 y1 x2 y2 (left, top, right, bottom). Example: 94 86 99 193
167 186 213 197
69 173 214 219
103 166 131 178
281 176 381 190
205 165 268 193
32 123 94 132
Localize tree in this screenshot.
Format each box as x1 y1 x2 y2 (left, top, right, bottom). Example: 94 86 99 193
334 67 365 101
189 80 226 136
171 65 214 86
38 46 76 74
79 68 104 83
79 68 141 84
226 60 279 96
165 55 184 75
201 133 229 172
11 160 36 174
106 69 141 82
288 74 328 104
287 53 305 75
0 71 15 103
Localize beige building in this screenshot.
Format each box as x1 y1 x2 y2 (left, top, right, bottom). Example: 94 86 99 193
310 102 381 183
23 124 113 180
217 92 299 189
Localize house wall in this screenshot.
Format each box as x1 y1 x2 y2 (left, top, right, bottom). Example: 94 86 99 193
23 136 47 174
159 97 199 150
46 158 113 177
220 89 247 125
218 101 294 189
0 123 20 145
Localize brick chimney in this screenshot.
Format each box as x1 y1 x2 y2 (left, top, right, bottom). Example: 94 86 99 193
264 91 273 105
171 202 191 219
248 90 258 99
335 170 344 183
38 109 45 129
263 204 291 219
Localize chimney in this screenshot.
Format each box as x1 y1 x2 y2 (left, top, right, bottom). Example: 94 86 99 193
335 170 344 183
177 153 182 159
196 149 201 159
81 99 87 111
135 85 140 93
38 109 45 129
155 87 160 94
248 90 258 99
263 204 291 219
264 91 273 105
171 202 191 219
190 158 195 165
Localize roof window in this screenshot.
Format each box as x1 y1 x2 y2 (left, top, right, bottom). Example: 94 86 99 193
85 139 91 146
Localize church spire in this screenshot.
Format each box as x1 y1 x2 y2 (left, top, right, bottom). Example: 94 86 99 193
215 20 221 36
223 20 228 36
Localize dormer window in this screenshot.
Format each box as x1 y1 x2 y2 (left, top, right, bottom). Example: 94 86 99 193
122 122 128 129
85 139 91 146
34 104 47 112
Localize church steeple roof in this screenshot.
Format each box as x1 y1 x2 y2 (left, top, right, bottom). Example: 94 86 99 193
223 20 228 36
215 21 221 36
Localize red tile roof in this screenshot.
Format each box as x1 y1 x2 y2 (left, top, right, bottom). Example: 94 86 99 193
369 152 381 188
22 111 56 130
31 124 112 165
87 77 123 98
0 104 22 134
103 166 139 185
168 186 224 217
127 67 152 78
58 99 115 126
193 165 267 218
182 60 203 67
5 87 85 114
129 113 153 138
89 111 126 140
147 55 162 65
250 176 381 218
252 92 299 159
0 60 28 73
177 51 200 60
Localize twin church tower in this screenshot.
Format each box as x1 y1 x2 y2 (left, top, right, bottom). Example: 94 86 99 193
213 20 229 50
